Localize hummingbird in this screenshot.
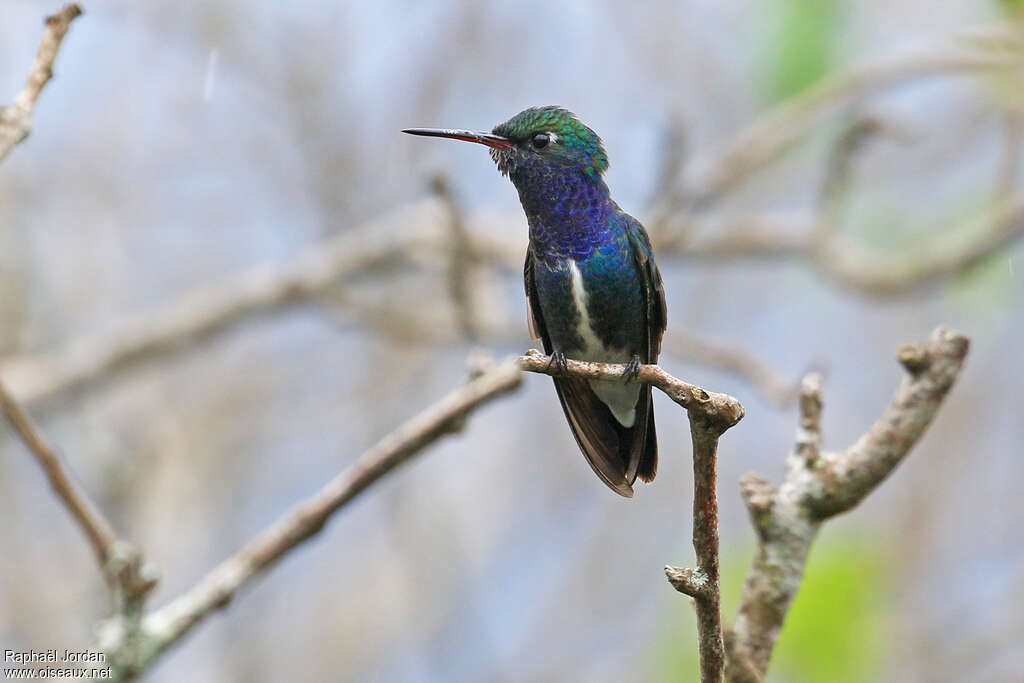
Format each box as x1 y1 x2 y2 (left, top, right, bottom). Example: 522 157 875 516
404 106 666 497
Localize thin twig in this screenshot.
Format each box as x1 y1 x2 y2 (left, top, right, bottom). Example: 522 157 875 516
517 350 744 429
730 327 969 678
0 378 116 565
672 409 726 683
123 360 523 674
0 4 82 162
517 351 742 682
0 377 158 678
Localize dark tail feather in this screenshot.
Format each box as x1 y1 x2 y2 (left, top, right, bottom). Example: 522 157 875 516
552 377 658 497
636 388 658 482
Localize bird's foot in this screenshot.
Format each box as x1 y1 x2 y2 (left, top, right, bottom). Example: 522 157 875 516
623 355 642 383
546 351 569 374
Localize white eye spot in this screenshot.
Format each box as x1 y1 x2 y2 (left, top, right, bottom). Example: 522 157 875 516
548 132 559 144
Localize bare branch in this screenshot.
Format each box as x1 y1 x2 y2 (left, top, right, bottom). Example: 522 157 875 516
517 351 742 682
0 378 117 565
672 409 726 682
517 350 744 430
816 115 913 218
121 360 523 673
805 330 969 518
520 352 742 682
794 373 823 464
724 627 764 683
730 327 969 678
431 174 481 340
0 199 451 406
0 376 159 678
815 198 1024 295
686 23 1021 206
665 565 709 598
1 182 1015 409
645 116 691 244
0 4 82 162
664 331 799 408
668 194 1024 296
994 111 1022 205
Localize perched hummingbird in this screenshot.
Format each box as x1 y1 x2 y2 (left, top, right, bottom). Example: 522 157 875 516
404 106 666 497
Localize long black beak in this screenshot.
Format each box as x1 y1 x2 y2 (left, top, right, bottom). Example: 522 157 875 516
402 128 514 150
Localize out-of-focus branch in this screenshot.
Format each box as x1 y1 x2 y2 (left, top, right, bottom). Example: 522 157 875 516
664 332 799 407
0 198 452 406
645 116 690 243
729 327 969 678
5 26 1018 405
518 352 743 682
0 4 82 162
1 190 1013 409
670 197 1024 296
684 23 1022 208
105 359 523 679
994 111 1023 204
816 115 913 217
814 198 1024 295
320 291 795 407
0 378 116 565
1 377 158 679
431 174 481 340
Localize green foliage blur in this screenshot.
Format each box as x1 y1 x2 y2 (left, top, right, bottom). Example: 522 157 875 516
653 535 892 682
1000 0 1024 16
760 0 840 102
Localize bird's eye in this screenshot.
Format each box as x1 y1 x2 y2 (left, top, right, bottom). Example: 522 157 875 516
531 133 550 149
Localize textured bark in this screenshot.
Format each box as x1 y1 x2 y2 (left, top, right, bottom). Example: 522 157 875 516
729 327 969 678
0 4 82 161
102 360 524 679
520 351 743 683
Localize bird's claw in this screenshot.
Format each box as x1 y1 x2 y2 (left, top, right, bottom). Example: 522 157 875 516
546 351 569 373
623 355 642 383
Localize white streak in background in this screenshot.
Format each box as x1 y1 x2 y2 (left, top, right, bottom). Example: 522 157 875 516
1009 257 1015 276
203 49 219 101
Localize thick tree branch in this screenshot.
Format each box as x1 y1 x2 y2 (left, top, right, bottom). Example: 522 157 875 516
105 359 523 677
729 327 969 678
0 4 82 162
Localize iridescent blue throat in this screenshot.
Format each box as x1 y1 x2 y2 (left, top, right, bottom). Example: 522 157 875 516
507 155 616 262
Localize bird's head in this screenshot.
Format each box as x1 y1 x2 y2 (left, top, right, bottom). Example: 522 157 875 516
403 106 608 181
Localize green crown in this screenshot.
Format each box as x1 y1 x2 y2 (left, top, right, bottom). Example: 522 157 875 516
493 106 608 176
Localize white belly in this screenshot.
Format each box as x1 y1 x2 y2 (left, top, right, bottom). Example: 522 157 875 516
568 260 639 427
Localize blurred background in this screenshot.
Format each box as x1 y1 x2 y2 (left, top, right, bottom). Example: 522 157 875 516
1 0 1023 681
